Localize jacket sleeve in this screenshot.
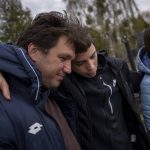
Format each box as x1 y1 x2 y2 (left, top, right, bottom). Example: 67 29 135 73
0 103 16 149
129 71 143 93
140 74 150 135
121 61 142 93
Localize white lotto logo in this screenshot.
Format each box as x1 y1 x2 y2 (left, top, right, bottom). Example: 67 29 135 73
28 122 43 135
113 79 116 87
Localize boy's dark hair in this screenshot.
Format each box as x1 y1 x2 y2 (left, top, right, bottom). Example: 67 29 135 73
16 11 93 54
72 25 93 53
144 28 150 52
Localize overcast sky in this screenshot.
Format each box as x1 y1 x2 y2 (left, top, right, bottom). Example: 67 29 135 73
21 0 150 17
21 0 66 17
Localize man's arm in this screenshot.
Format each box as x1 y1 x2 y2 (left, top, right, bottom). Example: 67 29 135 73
0 73 10 100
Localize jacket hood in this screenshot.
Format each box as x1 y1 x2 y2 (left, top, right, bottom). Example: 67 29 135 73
0 43 42 101
136 46 150 74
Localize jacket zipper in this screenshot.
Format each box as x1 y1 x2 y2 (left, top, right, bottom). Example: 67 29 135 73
100 76 113 114
19 48 40 101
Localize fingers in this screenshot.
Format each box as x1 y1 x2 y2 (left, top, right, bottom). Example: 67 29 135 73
1 82 11 100
0 73 11 100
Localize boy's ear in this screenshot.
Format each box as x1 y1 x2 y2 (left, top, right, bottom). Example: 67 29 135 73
27 43 40 62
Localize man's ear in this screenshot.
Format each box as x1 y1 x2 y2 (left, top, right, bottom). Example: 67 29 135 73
27 43 40 62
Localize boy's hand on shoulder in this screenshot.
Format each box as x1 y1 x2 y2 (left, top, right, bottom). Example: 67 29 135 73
0 73 10 100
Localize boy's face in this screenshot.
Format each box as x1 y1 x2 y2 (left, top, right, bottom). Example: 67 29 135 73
29 36 75 88
72 43 98 78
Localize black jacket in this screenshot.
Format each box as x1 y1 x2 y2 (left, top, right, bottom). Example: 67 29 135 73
53 53 150 150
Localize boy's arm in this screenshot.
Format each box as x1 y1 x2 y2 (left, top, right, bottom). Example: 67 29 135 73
121 61 142 93
129 71 143 93
0 73 10 100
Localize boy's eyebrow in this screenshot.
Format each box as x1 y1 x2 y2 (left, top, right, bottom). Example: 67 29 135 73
73 51 96 64
73 60 86 64
91 51 96 58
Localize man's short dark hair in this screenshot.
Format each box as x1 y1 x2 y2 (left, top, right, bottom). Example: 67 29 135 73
16 11 93 54
16 11 76 53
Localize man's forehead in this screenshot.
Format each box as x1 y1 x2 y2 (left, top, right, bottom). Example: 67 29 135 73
56 46 75 58
60 52 75 58
75 50 96 61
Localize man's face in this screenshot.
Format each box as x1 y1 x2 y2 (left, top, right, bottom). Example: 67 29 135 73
72 43 98 78
31 36 75 88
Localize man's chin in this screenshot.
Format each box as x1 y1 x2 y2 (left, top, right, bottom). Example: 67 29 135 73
43 81 61 89
50 81 61 89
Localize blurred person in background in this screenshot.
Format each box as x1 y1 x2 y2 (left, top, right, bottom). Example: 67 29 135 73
136 27 150 136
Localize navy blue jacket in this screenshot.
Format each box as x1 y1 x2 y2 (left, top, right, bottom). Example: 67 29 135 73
0 43 66 150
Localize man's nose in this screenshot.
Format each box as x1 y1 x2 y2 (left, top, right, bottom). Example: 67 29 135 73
63 61 72 74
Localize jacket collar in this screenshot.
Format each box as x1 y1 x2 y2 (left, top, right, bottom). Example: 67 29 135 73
0 43 42 101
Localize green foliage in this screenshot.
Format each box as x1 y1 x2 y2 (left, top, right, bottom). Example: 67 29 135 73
118 15 149 51
0 0 32 43
142 11 150 23
86 14 94 25
87 5 93 13
95 0 105 15
88 27 108 50
64 0 150 58
131 15 149 32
